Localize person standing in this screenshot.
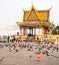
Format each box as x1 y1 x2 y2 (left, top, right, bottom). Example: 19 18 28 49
5 37 8 43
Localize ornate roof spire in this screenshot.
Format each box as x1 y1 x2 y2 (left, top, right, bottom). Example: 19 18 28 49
22 8 25 12
49 6 52 11
31 3 36 10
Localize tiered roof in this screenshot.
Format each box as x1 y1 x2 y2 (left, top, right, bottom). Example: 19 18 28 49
24 6 49 22
18 5 53 27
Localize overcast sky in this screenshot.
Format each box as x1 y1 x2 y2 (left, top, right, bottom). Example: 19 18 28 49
0 0 59 35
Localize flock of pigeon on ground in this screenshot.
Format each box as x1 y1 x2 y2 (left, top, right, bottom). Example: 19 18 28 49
0 41 59 63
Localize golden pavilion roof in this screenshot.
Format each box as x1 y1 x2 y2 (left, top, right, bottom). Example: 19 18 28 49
17 6 53 28
23 6 49 22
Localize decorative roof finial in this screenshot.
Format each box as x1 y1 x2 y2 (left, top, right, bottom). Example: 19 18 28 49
22 8 25 12
31 3 34 9
49 6 52 11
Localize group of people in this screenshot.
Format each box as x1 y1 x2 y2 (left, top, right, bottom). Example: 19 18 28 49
5 36 16 43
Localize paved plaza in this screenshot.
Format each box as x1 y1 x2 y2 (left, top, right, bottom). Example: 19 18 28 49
0 42 59 65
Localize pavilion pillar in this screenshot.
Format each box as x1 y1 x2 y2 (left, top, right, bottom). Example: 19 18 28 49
21 27 25 35
38 28 40 35
29 27 33 35
38 27 42 35
34 28 36 35
24 27 25 35
33 28 35 35
42 28 44 35
29 28 31 34
20 27 25 35
20 27 22 35
32 28 33 35
25 28 27 35
22 28 23 35
33 28 34 35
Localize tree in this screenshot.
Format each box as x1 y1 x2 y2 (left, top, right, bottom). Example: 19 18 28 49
52 26 59 34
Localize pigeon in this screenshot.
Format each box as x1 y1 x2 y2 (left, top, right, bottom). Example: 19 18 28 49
0 57 5 63
15 49 19 52
29 55 32 58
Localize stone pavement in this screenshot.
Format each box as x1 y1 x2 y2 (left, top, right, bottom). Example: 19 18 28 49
0 42 59 65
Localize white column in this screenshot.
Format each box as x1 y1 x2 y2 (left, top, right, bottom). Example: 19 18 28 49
22 28 23 35
36 28 38 35
38 28 40 35
25 28 28 35
38 27 42 35
20 27 22 35
34 28 36 35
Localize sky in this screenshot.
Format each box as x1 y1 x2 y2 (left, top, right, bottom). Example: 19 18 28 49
0 0 59 36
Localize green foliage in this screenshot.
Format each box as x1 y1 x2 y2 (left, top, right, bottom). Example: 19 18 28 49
52 26 59 34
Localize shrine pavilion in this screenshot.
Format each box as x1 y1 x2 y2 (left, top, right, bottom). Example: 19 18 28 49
17 6 53 37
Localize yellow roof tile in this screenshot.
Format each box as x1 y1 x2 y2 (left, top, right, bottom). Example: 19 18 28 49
24 6 49 22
